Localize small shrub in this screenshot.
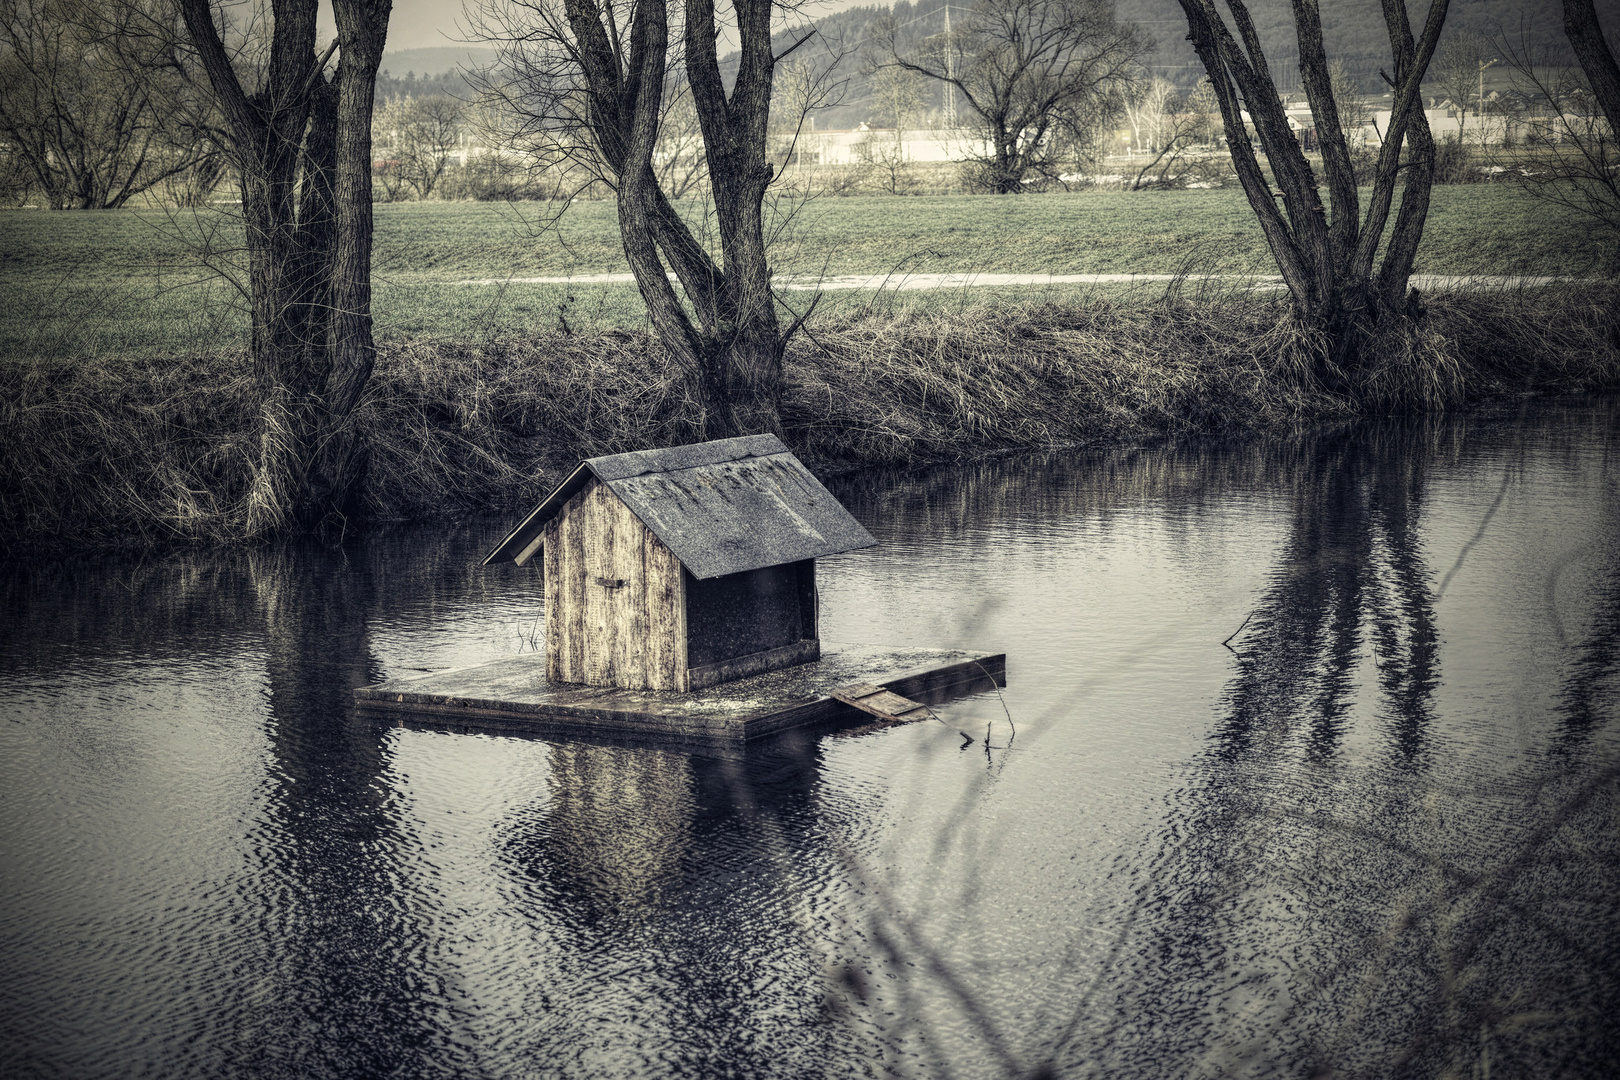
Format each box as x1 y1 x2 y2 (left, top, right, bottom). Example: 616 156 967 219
1433 139 1484 184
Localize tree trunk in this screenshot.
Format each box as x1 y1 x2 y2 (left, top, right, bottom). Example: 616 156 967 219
1564 0 1620 139
562 0 785 438
178 0 389 537
1176 0 1448 378
613 0 718 431
554 0 791 438
318 0 392 521
990 130 1010 192
685 0 787 437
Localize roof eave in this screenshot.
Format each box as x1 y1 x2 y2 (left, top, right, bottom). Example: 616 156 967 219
480 462 595 566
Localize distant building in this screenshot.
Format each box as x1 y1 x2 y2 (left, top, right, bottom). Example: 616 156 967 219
788 124 991 167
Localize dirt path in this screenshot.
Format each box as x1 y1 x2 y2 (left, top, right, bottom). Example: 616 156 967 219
450 271 1573 291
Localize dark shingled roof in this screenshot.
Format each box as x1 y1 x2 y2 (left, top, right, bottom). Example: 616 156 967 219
482 435 877 579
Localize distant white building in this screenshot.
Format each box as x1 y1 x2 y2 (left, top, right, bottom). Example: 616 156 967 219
1374 106 1511 145
1232 96 1596 149
790 124 991 166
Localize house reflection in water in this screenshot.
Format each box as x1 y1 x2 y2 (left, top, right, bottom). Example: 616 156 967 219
525 743 697 919
500 736 824 924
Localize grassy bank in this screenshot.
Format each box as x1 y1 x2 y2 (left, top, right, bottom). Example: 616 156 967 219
1 186 1609 360
3 284 1616 554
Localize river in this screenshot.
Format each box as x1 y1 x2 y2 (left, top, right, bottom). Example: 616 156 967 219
2 397 1616 1079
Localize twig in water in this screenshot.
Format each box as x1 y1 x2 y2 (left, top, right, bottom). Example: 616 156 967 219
973 660 1015 741
1222 611 1254 651
1436 463 1513 599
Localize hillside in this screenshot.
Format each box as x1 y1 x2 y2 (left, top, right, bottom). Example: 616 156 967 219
379 46 499 79
783 0 1617 129
369 4 1620 124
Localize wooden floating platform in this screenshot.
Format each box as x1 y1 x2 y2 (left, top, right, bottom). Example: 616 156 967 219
354 644 1005 748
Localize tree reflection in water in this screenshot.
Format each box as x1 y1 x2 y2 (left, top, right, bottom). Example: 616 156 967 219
3 404 1616 1080
1216 424 1443 769
238 546 449 1076
1557 505 1620 754
1064 418 1620 1080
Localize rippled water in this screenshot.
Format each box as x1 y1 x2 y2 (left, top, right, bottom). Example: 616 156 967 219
3 398 1618 1079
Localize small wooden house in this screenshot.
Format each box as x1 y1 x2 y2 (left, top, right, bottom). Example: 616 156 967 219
483 435 876 692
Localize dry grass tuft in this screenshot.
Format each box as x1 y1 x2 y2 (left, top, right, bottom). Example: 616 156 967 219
3 284 1616 555
360 332 700 521
785 298 1352 467
0 353 261 549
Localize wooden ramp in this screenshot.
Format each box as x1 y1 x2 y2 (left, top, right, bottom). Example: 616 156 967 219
355 644 1003 749
831 683 939 723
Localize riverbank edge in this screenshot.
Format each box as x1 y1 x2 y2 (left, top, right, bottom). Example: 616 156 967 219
4 285 1617 556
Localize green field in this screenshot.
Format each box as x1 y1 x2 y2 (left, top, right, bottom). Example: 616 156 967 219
0 186 1605 359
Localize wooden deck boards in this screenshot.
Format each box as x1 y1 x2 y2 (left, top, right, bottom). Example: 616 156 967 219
830 683 939 723
354 644 1005 748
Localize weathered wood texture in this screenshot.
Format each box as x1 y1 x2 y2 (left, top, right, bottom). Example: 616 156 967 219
543 477 820 691
688 638 820 691
545 478 688 690
831 683 938 723
355 646 1008 748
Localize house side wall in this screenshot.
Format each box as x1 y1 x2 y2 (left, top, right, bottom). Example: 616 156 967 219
639 510 688 690
544 478 687 690
542 489 584 686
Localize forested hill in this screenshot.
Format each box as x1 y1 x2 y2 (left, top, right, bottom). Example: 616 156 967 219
783 0 1617 130
377 47 496 96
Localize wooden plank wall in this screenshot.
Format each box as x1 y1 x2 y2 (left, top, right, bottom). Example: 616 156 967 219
544 479 688 690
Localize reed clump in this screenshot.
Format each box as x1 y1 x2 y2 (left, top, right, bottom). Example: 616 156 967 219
2 285 1616 554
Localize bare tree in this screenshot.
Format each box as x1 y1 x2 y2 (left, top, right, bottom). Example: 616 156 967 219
1176 0 1449 376
0 135 33 203
868 63 925 147
861 139 912 194
374 93 464 200
1433 31 1492 146
764 55 839 196
879 0 1147 193
1493 20 1620 253
1328 60 1372 142
0 0 211 208
470 0 826 438
1564 0 1620 138
856 64 925 194
173 0 391 535
1328 61 1377 182
1125 81 1215 190
1122 75 1174 156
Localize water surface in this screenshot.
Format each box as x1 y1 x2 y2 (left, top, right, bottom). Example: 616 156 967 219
3 398 1617 1079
